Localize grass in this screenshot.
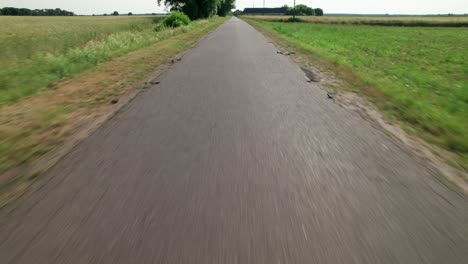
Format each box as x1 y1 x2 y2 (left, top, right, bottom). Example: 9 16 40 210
0 16 166 104
0 17 227 206
242 15 468 27
244 18 468 169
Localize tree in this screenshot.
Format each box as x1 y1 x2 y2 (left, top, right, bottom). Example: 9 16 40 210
128 12 133 15
217 0 235 17
286 4 314 16
233 9 243 16
157 0 222 20
179 0 200 20
112 11 119 16
18 8 32 16
0 7 74 16
1 7 19 15
314 8 324 16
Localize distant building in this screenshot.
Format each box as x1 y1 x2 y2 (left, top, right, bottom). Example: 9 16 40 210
243 7 288 16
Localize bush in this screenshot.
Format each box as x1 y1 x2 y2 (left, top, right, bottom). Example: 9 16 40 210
152 16 163 24
155 12 191 31
287 17 303 23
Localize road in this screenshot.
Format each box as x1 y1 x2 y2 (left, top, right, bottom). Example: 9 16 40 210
1 17 467 264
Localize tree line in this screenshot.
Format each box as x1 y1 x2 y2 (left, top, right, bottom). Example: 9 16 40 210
235 5 323 16
285 5 323 16
157 0 235 20
0 7 74 16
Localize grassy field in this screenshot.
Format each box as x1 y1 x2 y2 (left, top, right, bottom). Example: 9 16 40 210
0 16 167 104
0 16 227 205
243 15 468 27
244 18 468 169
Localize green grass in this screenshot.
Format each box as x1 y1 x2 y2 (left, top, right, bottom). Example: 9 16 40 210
243 15 468 27
0 17 227 206
0 16 223 174
0 16 166 104
245 19 468 168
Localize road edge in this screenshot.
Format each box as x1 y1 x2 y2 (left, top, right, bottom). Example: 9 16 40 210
242 17 468 196
0 18 229 211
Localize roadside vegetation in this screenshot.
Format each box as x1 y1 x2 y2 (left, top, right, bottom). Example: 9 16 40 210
244 15 468 27
0 16 166 104
0 0 236 105
155 11 191 31
0 15 223 172
158 0 234 20
0 0 232 205
0 16 227 206
244 18 468 169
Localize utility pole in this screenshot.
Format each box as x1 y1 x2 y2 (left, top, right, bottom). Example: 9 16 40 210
293 0 296 19
262 0 265 16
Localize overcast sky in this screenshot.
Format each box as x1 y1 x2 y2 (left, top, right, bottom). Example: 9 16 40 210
1 0 467 15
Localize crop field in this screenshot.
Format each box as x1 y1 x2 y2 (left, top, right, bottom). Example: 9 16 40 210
245 18 468 168
0 15 167 104
243 15 468 27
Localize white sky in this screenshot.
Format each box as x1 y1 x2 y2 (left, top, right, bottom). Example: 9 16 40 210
0 0 467 15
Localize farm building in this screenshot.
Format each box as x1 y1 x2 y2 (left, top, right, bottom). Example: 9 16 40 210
243 7 288 16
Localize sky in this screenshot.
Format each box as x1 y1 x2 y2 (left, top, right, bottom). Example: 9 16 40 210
0 0 467 15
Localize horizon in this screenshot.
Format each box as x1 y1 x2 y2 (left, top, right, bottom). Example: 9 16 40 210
0 0 467 15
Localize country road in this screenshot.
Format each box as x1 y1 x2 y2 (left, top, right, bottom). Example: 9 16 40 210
0 17 467 263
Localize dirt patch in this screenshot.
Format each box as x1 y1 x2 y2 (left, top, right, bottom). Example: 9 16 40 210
301 67 321 83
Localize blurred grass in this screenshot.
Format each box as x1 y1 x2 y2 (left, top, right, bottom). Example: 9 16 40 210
242 15 468 27
0 17 227 206
245 18 468 169
0 16 165 104
0 17 222 173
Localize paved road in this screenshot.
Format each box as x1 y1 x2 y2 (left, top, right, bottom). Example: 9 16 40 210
1 17 467 264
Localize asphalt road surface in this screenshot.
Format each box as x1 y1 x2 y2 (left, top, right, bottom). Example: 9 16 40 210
1 17 467 264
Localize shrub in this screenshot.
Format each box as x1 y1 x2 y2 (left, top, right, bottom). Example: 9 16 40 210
153 16 163 24
155 12 191 31
287 17 303 23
